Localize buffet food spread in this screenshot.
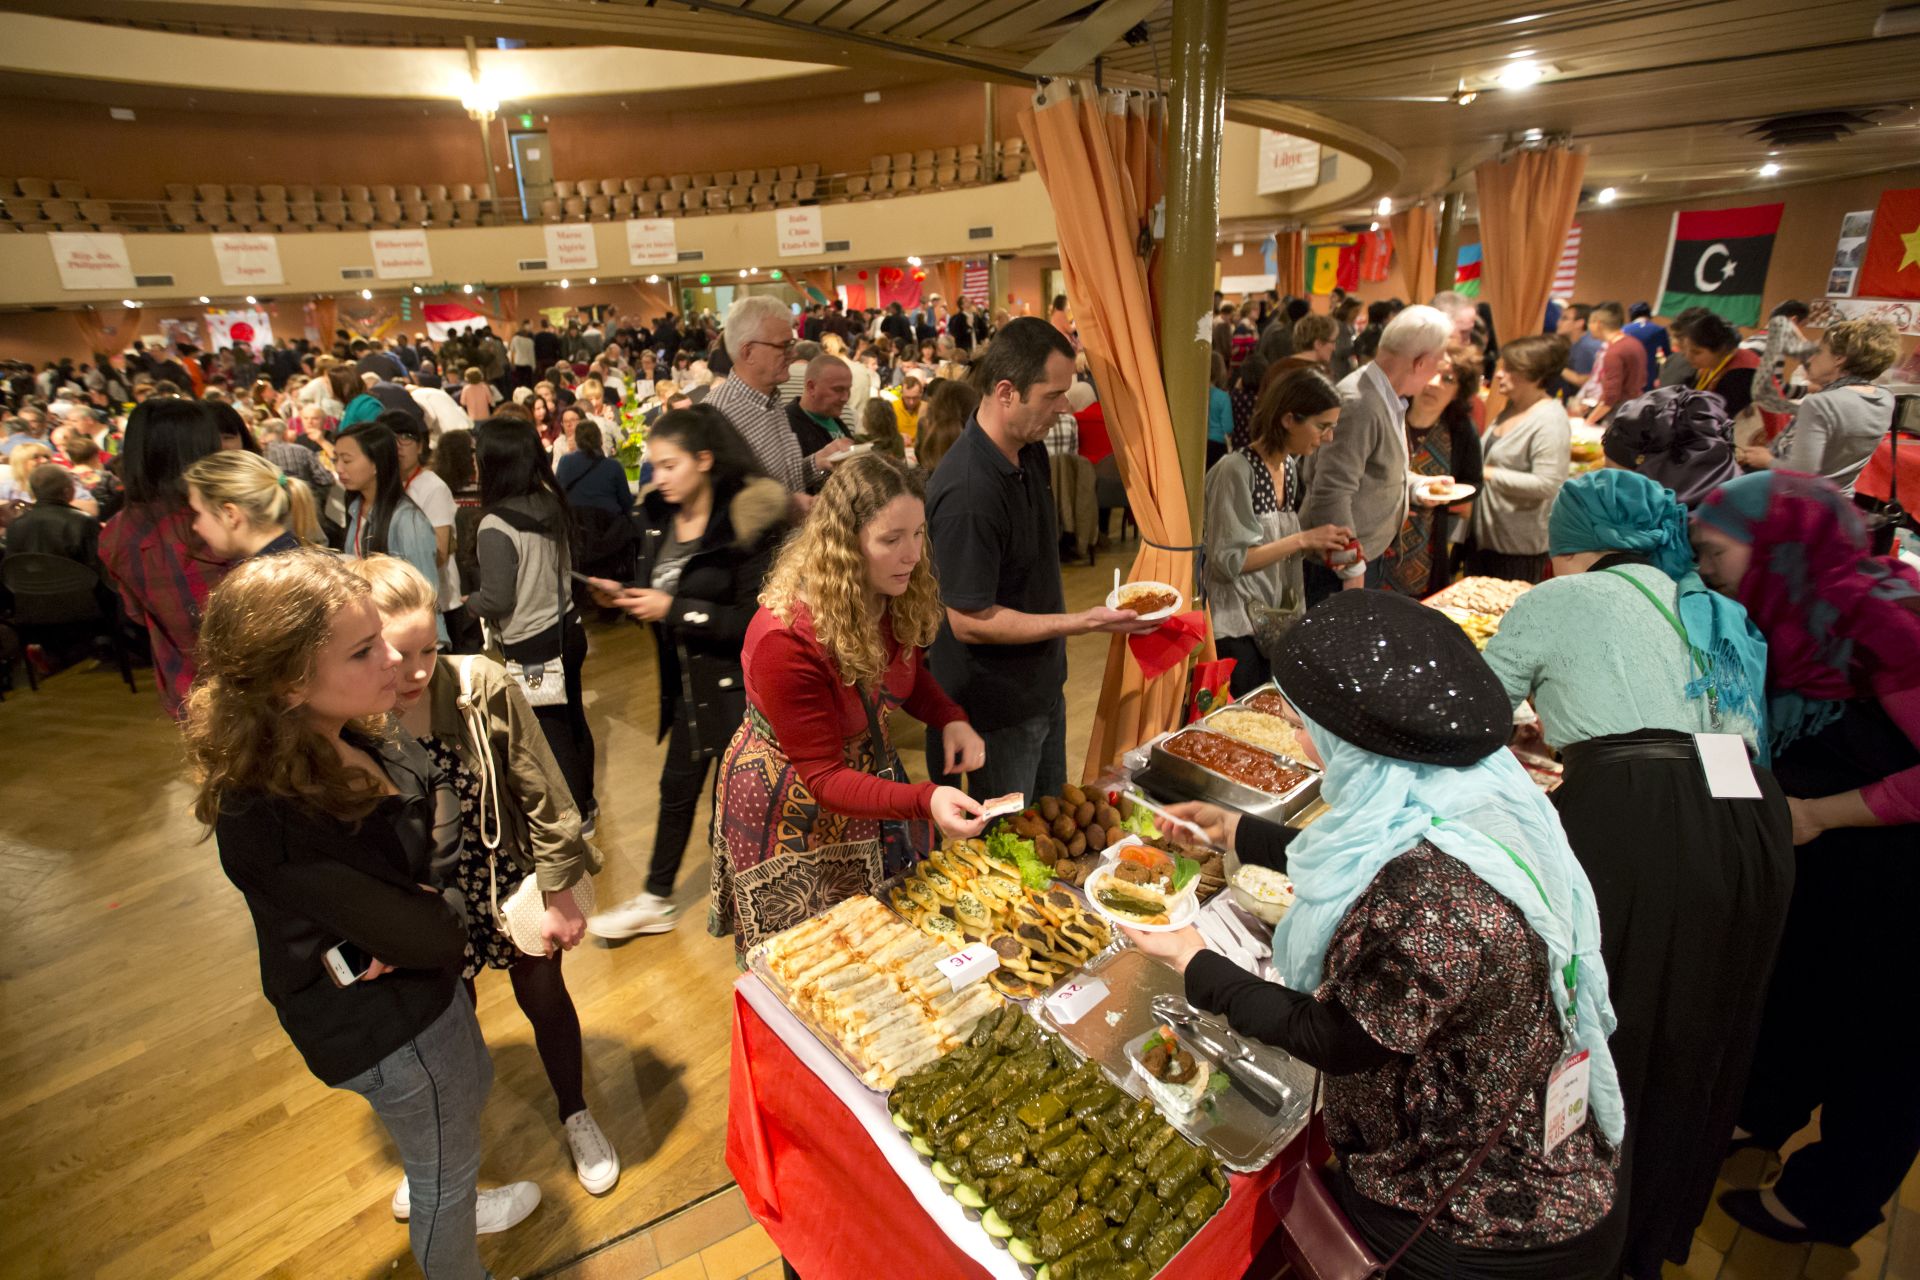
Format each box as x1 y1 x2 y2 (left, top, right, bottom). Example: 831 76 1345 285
1423 575 1533 649
1160 729 1310 796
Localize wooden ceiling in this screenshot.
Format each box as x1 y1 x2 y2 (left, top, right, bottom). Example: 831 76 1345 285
13 0 1920 218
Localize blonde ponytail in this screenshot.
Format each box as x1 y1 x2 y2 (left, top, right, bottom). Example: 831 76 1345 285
184 451 320 544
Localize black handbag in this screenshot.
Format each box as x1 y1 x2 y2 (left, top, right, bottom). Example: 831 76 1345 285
1860 398 1912 558
856 686 932 879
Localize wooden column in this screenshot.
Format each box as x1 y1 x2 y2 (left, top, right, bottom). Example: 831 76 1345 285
1156 0 1229 542
1434 190 1464 297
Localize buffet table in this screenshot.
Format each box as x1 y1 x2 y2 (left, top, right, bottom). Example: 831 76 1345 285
726 973 1296 1279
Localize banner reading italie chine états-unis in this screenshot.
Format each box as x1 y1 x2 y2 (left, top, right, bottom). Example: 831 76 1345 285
1656 202 1783 327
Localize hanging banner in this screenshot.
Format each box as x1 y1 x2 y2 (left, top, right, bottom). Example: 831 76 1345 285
1256 131 1321 196
212 233 284 287
156 318 205 351
1827 210 1873 298
421 302 491 341
625 218 678 267
1357 229 1393 283
544 223 598 273
962 259 990 306
1552 225 1581 296
205 308 275 351
776 207 824 258
370 228 433 279
1805 297 1920 336
1454 243 1483 297
1307 233 1357 295
47 232 134 291
1855 188 1920 300
1655 202 1783 327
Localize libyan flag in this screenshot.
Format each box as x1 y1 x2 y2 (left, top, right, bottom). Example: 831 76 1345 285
1656 203 1783 327
1856 187 1920 300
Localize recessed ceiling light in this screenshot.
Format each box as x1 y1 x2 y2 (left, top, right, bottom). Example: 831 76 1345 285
1499 59 1544 89
1596 187 1617 204
197 295 210 304
588 276 597 285
122 298 138 308
1376 196 1393 216
360 288 373 300
413 285 423 294
646 274 660 284
462 283 474 293
560 279 570 288
245 295 257 304
1369 221 1380 231
1759 162 1781 177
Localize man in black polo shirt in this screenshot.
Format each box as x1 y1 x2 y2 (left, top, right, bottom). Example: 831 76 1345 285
925 317 1157 801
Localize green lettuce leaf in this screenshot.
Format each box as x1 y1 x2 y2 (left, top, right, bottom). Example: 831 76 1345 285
986 829 1051 890
1171 854 1202 893
1119 808 1162 840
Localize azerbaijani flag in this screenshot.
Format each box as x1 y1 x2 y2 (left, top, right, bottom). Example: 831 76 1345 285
1656 203 1783 327
1453 243 1483 297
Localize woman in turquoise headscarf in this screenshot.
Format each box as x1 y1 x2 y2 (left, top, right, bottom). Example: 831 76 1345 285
1480 469 1792 1279
1132 591 1625 1279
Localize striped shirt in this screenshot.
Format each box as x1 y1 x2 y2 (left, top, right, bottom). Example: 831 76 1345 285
707 376 807 494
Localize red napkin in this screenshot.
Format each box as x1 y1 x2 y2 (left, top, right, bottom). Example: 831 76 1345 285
1187 658 1237 723
1128 609 1208 681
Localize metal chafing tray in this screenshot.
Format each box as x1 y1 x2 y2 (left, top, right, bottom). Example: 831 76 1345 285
1133 723 1322 824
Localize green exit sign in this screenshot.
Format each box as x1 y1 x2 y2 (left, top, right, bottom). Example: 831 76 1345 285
699 273 711 285
519 113 534 129
770 269 783 281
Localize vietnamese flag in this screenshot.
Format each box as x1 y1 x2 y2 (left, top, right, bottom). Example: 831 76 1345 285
1656 202 1783 327
1856 188 1920 300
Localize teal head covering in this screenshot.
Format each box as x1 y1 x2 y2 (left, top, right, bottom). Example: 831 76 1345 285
1548 469 1771 762
1270 703 1627 1146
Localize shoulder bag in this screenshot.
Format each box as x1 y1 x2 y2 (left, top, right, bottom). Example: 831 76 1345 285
1270 1072 1523 1279
485 521 571 708
456 655 596 955
855 684 932 880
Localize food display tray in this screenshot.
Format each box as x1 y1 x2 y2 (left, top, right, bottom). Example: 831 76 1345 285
743 940 952 1094
1032 948 1313 1173
1135 724 1322 825
871 869 1124 989
885 1022 1233 1280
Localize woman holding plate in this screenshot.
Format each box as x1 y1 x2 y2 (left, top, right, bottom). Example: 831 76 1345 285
1129 591 1625 1279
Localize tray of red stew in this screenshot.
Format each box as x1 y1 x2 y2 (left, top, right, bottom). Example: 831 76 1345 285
1136 728 1321 823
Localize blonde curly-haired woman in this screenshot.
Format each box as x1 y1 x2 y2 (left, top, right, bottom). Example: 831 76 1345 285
708 453 989 959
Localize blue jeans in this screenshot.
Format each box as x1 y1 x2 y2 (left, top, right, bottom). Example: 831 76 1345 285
337 987 494 1280
928 698 1068 802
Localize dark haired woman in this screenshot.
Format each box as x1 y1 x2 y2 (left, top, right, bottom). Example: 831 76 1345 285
1675 308 1760 420
467 417 597 828
1203 367 1352 695
1469 335 1572 583
98 396 226 716
554 420 633 518
587 407 790 938
1387 345 1484 596
336 417 443 643
432 427 485 653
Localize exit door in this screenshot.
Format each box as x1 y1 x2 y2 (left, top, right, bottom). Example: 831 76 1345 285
511 131 554 220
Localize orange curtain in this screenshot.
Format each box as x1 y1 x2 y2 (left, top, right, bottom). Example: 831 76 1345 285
1475 148 1587 356
1021 83 1202 782
1393 203 1438 302
1277 230 1307 298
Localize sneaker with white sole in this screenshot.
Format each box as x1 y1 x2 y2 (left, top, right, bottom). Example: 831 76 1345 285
390 1177 541 1235
580 808 598 839
564 1110 620 1194
587 891 679 939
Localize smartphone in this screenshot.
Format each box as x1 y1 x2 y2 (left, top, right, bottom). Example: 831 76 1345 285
322 940 376 987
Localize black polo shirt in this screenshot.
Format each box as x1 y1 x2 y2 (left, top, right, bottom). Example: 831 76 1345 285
926 418 1066 732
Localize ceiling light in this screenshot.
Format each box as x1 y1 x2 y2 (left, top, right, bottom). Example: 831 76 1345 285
560 279 570 289
907 255 923 267
360 288 373 300
1368 221 1380 231
413 285 423 294
1759 161 1781 177
588 276 597 285
122 298 138 308
1376 197 1392 216
1498 59 1544 89
646 274 660 284
245 295 257 304
739 269 749 278
1454 89 1478 106
462 283 474 294
1596 186 1617 204
1521 128 1545 142
197 295 210 304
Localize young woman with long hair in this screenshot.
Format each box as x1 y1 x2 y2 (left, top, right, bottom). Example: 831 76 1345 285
910 377 978 477
98 396 225 716
1470 335 1572 583
184 450 319 561
433 427 486 654
466 417 597 829
1386 344 1484 596
183 550 540 1277
707 453 988 960
349 556 618 1199
1203 367 1352 695
586 407 789 938
335 415 444 642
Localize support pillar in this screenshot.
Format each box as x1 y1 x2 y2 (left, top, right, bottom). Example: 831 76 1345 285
1156 0 1229 542
1434 190 1464 298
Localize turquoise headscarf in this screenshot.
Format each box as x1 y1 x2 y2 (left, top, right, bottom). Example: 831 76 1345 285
1548 469 1771 762
1271 703 1627 1146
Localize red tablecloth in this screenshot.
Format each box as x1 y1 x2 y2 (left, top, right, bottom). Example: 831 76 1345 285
726 988 1294 1279
1858 431 1920 505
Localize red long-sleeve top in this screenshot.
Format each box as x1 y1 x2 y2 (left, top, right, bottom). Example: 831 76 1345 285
742 602 967 821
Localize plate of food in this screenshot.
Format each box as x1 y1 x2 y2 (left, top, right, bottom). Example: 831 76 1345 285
1107 576 1184 622
1129 1025 1217 1121
1083 844 1202 933
1229 864 1295 925
1414 475 1476 503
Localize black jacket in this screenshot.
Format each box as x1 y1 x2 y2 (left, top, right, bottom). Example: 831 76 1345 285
882 313 915 346
632 475 789 757
214 730 468 1086
4 503 100 569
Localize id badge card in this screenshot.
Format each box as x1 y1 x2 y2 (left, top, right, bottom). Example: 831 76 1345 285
1695 733 1763 800
1544 1049 1591 1155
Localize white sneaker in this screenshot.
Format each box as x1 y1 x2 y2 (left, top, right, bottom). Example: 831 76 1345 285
564 1109 621 1194
390 1177 541 1235
580 811 597 839
587 892 679 938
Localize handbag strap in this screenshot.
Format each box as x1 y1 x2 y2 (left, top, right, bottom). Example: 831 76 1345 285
455 655 511 928
855 685 902 783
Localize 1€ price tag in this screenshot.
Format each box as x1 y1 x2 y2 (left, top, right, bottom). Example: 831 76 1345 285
936 942 999 993
1543 1049 1591 1155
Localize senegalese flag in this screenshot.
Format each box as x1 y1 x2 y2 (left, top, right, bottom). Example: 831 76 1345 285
1307 233 1355 295
1453 243 1483 297
1856 187 1920 300
1656 203 1783 327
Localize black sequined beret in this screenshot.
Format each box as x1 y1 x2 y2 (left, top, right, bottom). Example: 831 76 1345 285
1272 590 1511 766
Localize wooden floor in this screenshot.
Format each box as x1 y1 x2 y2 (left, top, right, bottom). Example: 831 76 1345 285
2 529 1914 1280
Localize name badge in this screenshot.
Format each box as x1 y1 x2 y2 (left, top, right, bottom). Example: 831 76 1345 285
1695 733 1763 800
1544 1050 1591 1155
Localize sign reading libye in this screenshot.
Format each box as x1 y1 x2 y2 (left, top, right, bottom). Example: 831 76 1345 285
370 229 433 280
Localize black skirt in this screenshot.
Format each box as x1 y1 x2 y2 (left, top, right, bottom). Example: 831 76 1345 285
1335 1167 1627 1280
1552 730 1793 1279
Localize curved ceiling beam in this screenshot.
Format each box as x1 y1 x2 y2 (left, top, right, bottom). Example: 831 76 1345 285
1217 100 1405 223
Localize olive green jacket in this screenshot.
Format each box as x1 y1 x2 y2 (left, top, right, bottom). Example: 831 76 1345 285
427 654 601 893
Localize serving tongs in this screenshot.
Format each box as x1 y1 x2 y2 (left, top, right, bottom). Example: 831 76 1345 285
1149 993 1289 1116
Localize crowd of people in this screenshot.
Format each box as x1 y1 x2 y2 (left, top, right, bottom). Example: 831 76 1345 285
1 273 1914 1280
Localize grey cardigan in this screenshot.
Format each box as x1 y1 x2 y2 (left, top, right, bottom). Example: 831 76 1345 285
1301 364 1411 559
1472 397 1571 555
1771 385 1892 497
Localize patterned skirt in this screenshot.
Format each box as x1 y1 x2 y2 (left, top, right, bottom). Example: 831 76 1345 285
708 704 931 957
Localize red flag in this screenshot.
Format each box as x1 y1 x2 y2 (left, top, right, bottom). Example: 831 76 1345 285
1335 244 1360 292
1856 188 1920 301
1356 230 1393 283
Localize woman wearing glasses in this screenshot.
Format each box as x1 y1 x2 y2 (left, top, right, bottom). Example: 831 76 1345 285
1386 345 1484 596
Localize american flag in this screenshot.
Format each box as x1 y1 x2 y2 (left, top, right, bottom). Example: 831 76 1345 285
962 259 990 306
1552 226 1581 296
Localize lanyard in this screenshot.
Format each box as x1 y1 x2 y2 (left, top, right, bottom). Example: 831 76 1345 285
1433 817 1580 1023
1600 566 1721 722
1697 349 1737 391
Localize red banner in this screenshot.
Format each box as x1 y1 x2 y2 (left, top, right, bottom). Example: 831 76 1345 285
1857 187 1920 300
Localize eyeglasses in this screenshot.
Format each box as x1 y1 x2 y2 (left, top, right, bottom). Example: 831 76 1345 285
744 338 796 357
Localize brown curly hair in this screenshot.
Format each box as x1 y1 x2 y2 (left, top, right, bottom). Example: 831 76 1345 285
182 549 393 828
759 452 943 691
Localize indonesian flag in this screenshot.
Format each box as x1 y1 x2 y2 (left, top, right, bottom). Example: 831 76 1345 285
1856 187 1920 300
422 303 489 341
1656 203 1783 327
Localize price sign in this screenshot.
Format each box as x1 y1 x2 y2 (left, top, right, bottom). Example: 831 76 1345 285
937 942 999 992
